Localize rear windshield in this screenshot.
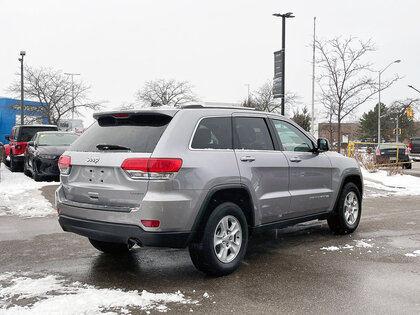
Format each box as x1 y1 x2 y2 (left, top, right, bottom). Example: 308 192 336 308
69 114 172 153
17 126 58 142
38 133 79 146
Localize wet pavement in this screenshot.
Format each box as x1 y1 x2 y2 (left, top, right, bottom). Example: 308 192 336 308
0 185 419 314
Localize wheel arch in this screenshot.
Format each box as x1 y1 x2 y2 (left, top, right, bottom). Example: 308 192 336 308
333 174 363 212
188 184 255 244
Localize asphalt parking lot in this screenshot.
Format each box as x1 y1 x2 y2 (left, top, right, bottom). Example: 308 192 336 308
0 184 419 314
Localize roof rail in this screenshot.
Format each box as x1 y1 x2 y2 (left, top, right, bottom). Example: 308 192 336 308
180 104 256 111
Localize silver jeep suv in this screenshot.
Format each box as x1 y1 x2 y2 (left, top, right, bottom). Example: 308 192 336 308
56 106 363 276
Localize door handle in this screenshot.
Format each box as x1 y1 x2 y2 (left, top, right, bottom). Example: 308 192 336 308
290 156 301 163
240 156 256 162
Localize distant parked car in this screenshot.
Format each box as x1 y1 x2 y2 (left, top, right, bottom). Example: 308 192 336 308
409 137 420 162
24 131 79 181
5 124 58 172
375 143 411 169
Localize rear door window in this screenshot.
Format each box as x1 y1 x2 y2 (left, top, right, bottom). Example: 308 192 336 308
233 117 274 150
69 114 172 153
191 117 232 149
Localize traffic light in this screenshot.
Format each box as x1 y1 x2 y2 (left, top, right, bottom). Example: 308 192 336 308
407 106 411 117
407 106 414 121
393 128 402 135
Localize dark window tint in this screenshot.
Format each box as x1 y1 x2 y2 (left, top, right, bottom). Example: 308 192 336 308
234 117 274 150
17 126 58 142
69 114 171 153
191 117 232 149
272 120 313 152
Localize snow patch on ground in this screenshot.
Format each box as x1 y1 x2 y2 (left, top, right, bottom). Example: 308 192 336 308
405 250 420 257
362 168 420 198
320 239 374 252
320 246 340 251
0 272 199 314
0 164 56 217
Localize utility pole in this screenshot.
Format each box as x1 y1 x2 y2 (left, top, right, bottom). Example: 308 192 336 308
396 114 399 143
64 73 81 120
273 12 295 116
311 17 316 135
245 84 250 106
19 51 26 125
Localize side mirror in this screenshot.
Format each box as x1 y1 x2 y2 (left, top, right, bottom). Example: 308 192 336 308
317 138 330 152
27 141 35 147
5 135 9 141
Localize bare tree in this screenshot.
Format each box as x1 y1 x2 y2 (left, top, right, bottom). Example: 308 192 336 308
136 79 198 107
8 66 101 125
248 80 300 113
316 36 399 151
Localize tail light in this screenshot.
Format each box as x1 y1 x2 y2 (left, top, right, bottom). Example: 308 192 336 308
141 220 160 228
14 143 25 155
58 155 72 175
405 147 410 155
375 148 380 156
409 141 412 149
121 158 182 180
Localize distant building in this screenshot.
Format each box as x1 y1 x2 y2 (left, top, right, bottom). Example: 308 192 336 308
318 122 360 145
0 97 47 143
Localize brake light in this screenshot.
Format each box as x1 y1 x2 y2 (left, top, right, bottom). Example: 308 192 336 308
141 220 160 228
375 148 380 156
58 155 72 175
113 113 129 118
121 158 182 180
409 141 412 149
405 147 410 155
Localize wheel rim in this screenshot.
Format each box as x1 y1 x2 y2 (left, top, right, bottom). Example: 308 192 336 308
344 191 359 225
213 215 242 263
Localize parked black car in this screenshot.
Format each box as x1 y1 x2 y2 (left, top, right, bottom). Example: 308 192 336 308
24 131 79 181
375 143 411 169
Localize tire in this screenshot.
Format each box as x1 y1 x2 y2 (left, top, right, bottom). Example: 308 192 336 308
23 158 31 177
188 202 248 276
404 163 412 169
32 165 43 182
89 238 134 254
10 155 19 172
327 182 361 235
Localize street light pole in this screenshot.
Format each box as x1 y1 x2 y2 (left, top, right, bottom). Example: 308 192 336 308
377 59 401 143
245 84 250 106
408 85 420 94
64 73 81 120
273 12 294 116
19 51 26 125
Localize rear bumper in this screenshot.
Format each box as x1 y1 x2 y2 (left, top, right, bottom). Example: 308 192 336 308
409 153 420 161
59 215 190 248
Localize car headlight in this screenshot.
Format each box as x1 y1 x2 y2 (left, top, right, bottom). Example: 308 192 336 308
38 154 56 159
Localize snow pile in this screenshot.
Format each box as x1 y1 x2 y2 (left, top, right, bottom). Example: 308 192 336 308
405 250 420 258
0 272 198 314
0 164 56 217
362 168 420 197
320 239 374 252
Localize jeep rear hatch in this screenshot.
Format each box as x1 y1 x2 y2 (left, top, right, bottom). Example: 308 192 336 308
60 112 175 211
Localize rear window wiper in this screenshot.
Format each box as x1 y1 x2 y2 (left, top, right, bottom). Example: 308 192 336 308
96 144 131 151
